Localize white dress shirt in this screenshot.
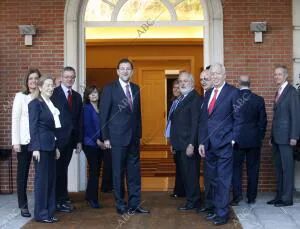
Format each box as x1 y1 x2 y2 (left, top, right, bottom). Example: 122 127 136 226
61 83 72 99
41 95 61 128
278 81 288 97
119 78 133 103
208 82 226 109
11 92 33 145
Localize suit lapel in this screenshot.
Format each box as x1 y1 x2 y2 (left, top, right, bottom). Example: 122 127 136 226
209 83 228 116
116 80 132 112
58 85 70 112
173 90 195 115
276 84 290 105
40 98 55 124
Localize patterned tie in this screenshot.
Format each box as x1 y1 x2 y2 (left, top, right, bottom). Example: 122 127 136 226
67 89 72 110
208 88 218 114
275 86 282 103
125 84 133 111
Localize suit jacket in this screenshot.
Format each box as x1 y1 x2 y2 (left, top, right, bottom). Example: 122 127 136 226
170 89 203 151
83 103 101 147
11 92 33 145
50 85 83 148
199 83 241 151
271 83 300 144
28 98 56 152
235 89 267 148
100 80 142 146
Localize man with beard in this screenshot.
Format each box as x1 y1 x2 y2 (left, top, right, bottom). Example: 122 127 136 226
197 68 214 214
170 71 203 211
100 58 149 215
199 63 240 225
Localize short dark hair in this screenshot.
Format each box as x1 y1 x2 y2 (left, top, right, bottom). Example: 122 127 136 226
117 58 133 69
172 79 179 86
205 65 211 70
83 85 101 107
63 66 76 77
22 68 42 95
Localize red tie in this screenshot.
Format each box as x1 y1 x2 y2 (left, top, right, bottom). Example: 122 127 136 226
68 89 72 110
208 89 218 114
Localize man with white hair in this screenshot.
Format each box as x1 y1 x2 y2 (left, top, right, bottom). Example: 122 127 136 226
170 71 203 211
198 63 241 225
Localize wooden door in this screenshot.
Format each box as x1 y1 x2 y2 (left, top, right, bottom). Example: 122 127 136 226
138 68 166 145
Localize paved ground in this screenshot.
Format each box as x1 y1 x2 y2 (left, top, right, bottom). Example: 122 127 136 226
0 192 300 229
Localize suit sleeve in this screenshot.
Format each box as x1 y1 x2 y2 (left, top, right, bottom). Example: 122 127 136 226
100 85 112 141
11 93 22 145
258 97 267 140
189 95 202 146
83 105 97 144
28 100 40 151
232 89 242 141
289 89 300 140
136 86 142 139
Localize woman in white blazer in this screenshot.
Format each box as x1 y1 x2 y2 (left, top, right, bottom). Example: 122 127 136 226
12 69 41 217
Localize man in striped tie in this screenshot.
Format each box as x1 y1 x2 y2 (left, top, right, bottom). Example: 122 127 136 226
198 63 240 226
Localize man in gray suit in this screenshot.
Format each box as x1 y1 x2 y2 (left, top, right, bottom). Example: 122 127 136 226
268 65 300 207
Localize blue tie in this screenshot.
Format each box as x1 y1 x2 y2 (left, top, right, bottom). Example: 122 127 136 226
165 97 181 138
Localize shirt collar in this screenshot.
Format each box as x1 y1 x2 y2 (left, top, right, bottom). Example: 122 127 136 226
240 87 250 90
213 81 226 92
61 83 71 95
279 81 288 92
119 78 130 88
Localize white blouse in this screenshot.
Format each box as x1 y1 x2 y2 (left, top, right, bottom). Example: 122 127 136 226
11 92 33 145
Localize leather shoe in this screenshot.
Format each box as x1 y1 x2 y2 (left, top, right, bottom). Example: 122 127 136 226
116 208 128 215
170 193 178 198
56 203 73 213
267 199 281 205
86 199 102 209
213 216 228 226
274 200 293 207
247 199 256 204
36 219 53 223
128 207 150 214
196 207 213 213
20 208 31 217
230 196 243 206
205 212 217 220
177 205 197 211
50 216 59 222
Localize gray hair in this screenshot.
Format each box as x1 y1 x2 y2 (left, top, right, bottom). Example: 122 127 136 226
210 63 226 76
179 70 195 88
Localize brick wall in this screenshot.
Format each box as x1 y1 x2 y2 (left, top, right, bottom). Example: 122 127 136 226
0 0 64 193
222 0 293 192
0 0 293 193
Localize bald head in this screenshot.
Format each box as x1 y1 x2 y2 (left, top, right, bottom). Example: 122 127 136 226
239 75 250 88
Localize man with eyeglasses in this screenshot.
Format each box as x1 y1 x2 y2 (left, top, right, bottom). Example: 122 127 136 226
51 66 83 213
100 58 149 215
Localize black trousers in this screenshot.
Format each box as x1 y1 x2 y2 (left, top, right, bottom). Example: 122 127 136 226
111 141 141 211
17 144 32 209
176 149 200 208
232 147 261 201
173 153 185 197
34 150 56 221
56 136 75 203
84 145 104 201
101 149 113 192
272 143 294 202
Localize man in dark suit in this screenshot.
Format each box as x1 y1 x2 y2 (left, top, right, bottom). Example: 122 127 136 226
100 58 149 215
51 66 83 213
198 63 241 226
197 68 214 214
170 71 203 211
231 75 267 206
267 65 300 207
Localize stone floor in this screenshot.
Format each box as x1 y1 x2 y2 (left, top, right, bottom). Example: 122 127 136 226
0 192 300 229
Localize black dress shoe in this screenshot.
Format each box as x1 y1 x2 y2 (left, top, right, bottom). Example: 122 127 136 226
86 199 102 209
205 212 217 220
267 199 281 205
177 205 197 211
196 207 213 213
170 193 178 198
116 208 128 215
36 219 54 223
128 207 150 214
50 216 59 222
247 199 256 204
56 203 73 213
213 216 228 226
230 196 243 206
20 208 31 217
274 200 293 207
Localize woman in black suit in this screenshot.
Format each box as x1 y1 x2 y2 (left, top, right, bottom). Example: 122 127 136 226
83 85 106 208
28 76 61 223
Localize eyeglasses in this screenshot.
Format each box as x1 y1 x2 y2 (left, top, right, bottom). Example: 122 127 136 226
118 68 132 72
